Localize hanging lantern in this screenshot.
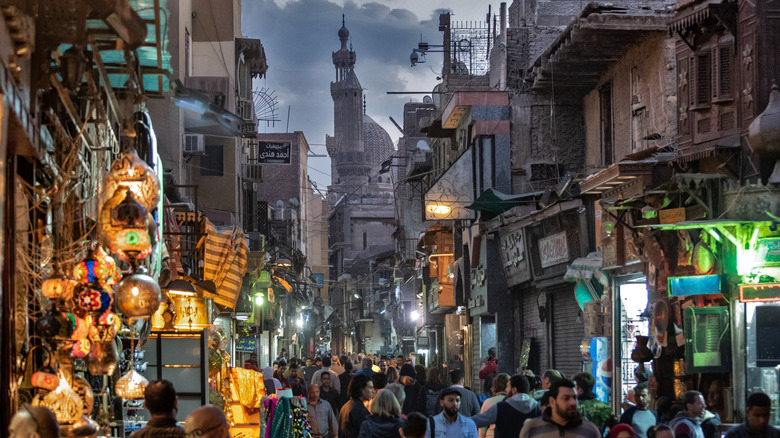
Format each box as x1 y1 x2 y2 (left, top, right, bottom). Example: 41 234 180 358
75 282 113 314
71 339 91 358
151 299 176 330
35 307 73 340
32 377 82 425
73 251 111 285
173 296 213 330
61 313 89 341
41 263 77 301
72 375 95 416
99 186 153 262
114 269 162 319
115 369 149 400
96 246 121 287
85 341 118 375
60 46 86 91
104 148 160 212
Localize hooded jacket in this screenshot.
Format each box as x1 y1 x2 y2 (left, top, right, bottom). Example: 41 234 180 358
357 415 403 438
670 411 705 438
472 392 541 438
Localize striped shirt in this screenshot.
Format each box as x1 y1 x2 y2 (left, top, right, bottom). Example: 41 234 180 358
520 409 601 438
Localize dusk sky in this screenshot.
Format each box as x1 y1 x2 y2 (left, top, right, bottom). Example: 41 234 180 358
242 0 497 189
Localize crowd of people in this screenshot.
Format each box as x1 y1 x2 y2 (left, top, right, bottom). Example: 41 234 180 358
11 349 780 438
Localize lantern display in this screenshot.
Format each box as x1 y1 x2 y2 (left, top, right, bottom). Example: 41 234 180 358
96 246 120 286
71 339 91 358
115 369 149 400
61 313 89 341
75 282 113 314
114 270 162 319
72 375 95 415
85 341 118 375
35 307 73 339
173 296 213 330
41 264 77 301
99 186 154 262
33 377 83 424
104 148 160 212
72 253 111 285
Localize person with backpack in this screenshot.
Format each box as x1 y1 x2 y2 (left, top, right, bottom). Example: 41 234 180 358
472 374 541 438
418 366 447 417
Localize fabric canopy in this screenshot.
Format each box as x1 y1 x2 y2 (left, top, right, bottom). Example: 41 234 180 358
466 188 542 214
203 219 247 309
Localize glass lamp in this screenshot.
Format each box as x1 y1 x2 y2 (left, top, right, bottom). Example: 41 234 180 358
115 369 149 400
100 186 153 263
104 148 160 212
41 263 77 301
73 250 111 285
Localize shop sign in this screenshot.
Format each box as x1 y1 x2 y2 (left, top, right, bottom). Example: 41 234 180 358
739 283 780 302
311 273 324 288
539 231 570 268
498 223 531 286
756 238 780 266
257 142 291 164
236 337 257 352
417 336 429 347
668 274 721 297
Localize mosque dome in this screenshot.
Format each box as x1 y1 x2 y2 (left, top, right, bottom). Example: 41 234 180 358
363 115 394 167
338 24 349 39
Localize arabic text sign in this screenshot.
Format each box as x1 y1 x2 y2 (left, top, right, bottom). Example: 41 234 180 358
236 337 257 352
539 231 570 268
257 142 291 164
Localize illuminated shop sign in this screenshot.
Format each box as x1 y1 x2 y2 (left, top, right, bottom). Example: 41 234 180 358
739 283 780 302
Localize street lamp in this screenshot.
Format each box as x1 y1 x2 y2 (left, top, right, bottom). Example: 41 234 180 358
410 310 420 321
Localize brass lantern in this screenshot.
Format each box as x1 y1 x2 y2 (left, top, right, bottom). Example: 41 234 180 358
104 148 160 212
115 369 149 400
114 269 162 319
85 341 118 375
41 263 77 301
100 186 153 262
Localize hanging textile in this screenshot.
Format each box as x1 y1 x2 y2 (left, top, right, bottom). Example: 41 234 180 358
264 396 312 438
202 218 247 309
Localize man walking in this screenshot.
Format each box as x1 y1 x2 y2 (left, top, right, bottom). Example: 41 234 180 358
573 372 616 434
427 387 479 437
313 356 342 394
129 379 184 437
670 391 706 438
725 392 780 438
472 374 541 438
319 372 342 413
338 374 374 438
307 384 339 438
519 379 601 438
338 360 354 409
450 369 481 417
620 382 657 438
355 357 376 378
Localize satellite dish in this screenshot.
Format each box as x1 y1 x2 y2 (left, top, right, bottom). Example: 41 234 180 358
423 95 433 104
288 197 300 207
276 200 284 208
416 140 431 152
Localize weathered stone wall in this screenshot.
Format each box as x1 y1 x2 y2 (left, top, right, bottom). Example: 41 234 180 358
582 33 677 168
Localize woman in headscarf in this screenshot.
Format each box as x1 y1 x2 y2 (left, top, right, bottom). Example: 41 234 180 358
263 366 283 394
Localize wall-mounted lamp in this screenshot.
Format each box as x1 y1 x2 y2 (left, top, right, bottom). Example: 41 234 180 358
166 279 198 297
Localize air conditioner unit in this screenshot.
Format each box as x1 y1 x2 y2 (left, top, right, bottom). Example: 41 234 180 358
184 134 205 155
239 100 253 121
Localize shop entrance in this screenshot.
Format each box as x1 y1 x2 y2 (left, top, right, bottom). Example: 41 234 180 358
618 277 649 402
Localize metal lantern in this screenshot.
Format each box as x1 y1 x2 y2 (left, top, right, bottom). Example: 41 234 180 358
85 341 118 375
104 148 160 212
100 186 153 262
35 307 73 339
173 296 213 330
114 270 162 319
41 263 77 301
60 46 86 91
32 377 82 425
115 369 149 400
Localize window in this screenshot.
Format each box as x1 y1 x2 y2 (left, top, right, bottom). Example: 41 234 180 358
690 37 734 107
712 35 734 102
200 145 224 176
600 84 613 166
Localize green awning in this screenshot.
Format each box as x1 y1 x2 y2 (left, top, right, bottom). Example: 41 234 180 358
465 188 542 214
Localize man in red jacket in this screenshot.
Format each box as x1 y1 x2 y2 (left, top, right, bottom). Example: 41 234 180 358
479 348 497 380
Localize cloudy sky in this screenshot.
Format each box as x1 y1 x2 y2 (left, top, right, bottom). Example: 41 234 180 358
242 0 495 188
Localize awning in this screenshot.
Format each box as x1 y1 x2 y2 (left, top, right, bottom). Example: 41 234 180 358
669 2 737 34
578 160 654 196
203 219 248 309
564 252 609 287
466 188 542 214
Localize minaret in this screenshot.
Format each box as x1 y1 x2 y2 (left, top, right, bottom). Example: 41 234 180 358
328 15 369 191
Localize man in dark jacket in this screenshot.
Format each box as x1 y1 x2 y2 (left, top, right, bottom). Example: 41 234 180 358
399 364 422 415
620 382 657 438
450 368 481 417
129 380 185 437
338 374 374 438
725 392 780 438
472 374 541 438
519 379 601 438
338 359 354 409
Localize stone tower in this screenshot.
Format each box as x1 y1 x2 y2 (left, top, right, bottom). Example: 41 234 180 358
327 15 371 193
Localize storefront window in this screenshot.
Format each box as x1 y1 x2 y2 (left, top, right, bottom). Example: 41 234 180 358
619 280 649 401
745 302 780 425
